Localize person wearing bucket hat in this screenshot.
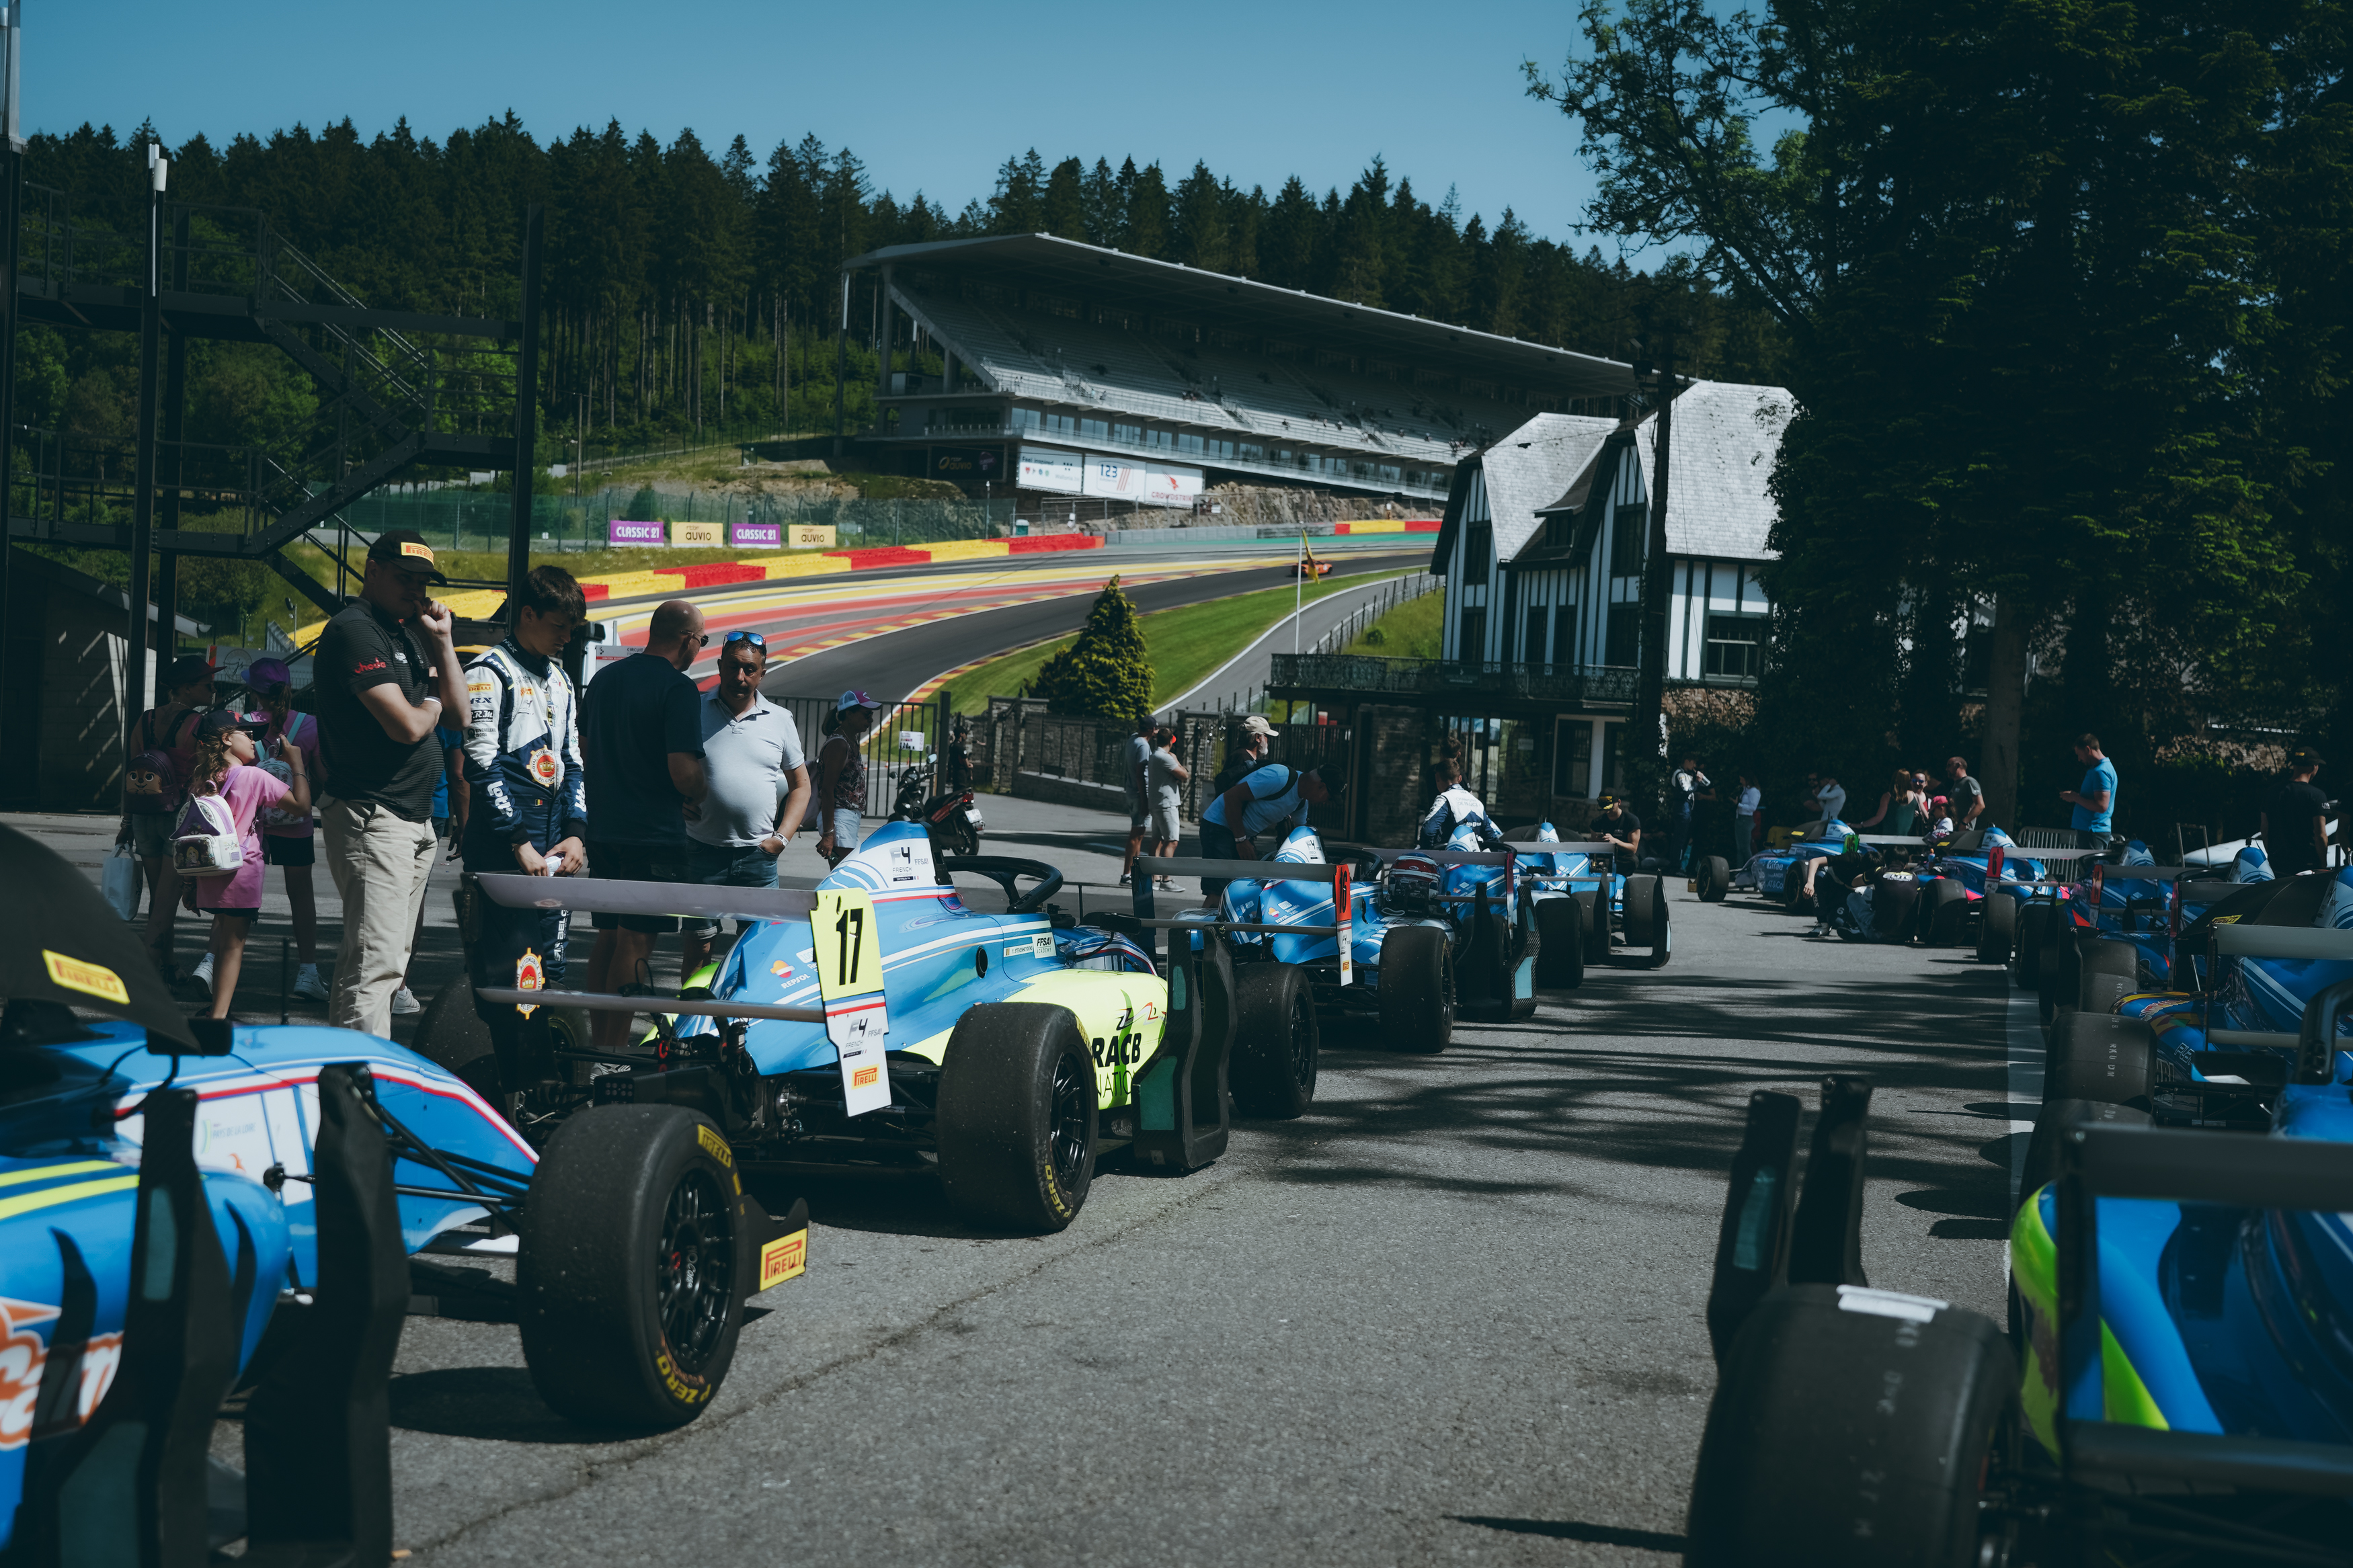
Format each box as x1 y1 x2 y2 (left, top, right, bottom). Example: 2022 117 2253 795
312 527 468 1036
242 657 329 1003
813 690 884 866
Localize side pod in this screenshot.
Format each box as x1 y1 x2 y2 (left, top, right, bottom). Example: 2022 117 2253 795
242 1063 408 1567
1134 928 1234 1172
13 1088 243 1568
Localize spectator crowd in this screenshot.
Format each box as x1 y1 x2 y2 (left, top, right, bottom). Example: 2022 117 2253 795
117 531 822 1038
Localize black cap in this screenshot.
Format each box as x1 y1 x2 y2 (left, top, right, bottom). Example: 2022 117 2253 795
366 529 449 585
2288 747 2326 770
197 708 270 739
162 653 216 690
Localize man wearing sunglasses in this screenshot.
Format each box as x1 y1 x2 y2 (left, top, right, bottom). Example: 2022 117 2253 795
682 629 812 976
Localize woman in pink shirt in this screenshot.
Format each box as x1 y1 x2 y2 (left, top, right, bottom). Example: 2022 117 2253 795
179 708 311 1021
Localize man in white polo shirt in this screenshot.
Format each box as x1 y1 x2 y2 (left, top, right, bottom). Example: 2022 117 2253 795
682 629 813 976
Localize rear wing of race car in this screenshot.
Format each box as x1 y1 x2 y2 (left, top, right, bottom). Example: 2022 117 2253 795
2052 1079 2353 1495
1129 856 1357 983
2192 924 2353 1057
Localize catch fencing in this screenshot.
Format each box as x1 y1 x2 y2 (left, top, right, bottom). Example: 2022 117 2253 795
972 698 1351 827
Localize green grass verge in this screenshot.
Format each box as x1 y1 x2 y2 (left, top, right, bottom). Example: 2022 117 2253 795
1343 587 1446 659
943 569 1410 716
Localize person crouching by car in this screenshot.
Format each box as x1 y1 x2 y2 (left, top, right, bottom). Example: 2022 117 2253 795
461 565 590 1090
177 708 309 1021
1197 761 1340 905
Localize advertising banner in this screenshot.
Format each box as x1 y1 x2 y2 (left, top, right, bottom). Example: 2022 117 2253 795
1140 462 1204 507
1018 445 1083 495
608 518 664 546
1080 454 1150 499
674 522 724 547
788 524 838 549
730 520 783 549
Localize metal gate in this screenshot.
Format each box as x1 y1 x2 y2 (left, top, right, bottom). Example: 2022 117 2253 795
770 694 955 821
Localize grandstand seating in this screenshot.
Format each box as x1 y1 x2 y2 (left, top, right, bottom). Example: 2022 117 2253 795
899 284 1511 477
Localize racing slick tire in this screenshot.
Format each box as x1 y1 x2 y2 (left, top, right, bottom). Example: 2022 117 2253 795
936 1003 1098 1233
2038 921 2082 1029
2013 904 2050 989
1533 897 1586 989
1574 889 1611 962
1922 876 1968 947
1686 1284 2018 1568
1232 963 1318 1120
2077 937 2141 1016
1780 867 1809 914
2044 1008 2154 1107
1697 855 1732 903
1977 891 2018 966
517 1104 748 1429
1379 924 1453 1054
1624 875 1671 968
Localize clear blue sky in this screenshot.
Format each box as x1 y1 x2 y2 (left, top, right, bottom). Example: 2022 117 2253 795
36 0 1636 249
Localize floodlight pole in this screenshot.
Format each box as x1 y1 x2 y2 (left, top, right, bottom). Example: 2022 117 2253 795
832 271 850 459
505 203 543 616
1630 338 1678 827
126 138 166 745
0 3 22 729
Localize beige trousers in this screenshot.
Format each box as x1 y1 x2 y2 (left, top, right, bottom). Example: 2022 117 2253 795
319 796 438 1038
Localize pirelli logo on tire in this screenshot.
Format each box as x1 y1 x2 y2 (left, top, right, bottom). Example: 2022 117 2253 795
760 1230 808 1290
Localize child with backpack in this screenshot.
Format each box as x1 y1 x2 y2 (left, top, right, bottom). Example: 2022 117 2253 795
174 708 311 1021
120 654 217 979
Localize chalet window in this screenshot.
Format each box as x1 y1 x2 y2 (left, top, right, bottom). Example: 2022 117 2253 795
1703 615 1765 679
1457 607 1488 663
1610 503 1647 577
1525 607 1550 667
1554 603 1579 667
1557 721 1591 796
1604 604 1640 667
1463 522 1492 581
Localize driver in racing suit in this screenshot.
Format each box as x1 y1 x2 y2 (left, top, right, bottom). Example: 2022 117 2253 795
1419 761 1504 850
460 566 589 1091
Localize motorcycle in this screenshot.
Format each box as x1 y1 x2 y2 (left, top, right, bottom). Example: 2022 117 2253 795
890 753 984 858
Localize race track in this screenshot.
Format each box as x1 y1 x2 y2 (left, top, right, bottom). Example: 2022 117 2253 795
584 544 1425 705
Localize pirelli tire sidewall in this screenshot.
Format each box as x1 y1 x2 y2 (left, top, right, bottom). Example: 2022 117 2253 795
1978 889 2018 964
1231 961 1319 1120
1380 923 1453 1054
935 1001 1098 1233
517 1104 747 1430
2012 903 2050 988
1624 874 1670 967
1699 855 1732 903
2044 1009 2155 1108
1685 1284 2017 1568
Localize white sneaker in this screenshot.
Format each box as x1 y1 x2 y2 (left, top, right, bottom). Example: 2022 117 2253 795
390 986 422 1016
192 952 215 996
292 964 329 1003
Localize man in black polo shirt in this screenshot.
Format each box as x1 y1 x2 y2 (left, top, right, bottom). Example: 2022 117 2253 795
2261 749 2331 877
313 530 467 1036
580 598 709 1052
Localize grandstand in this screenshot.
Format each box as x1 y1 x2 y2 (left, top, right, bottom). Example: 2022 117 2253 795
838 235 1638 508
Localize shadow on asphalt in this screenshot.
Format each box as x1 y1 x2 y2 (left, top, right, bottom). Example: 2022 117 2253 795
1450 1516 1687 1553
389 1368 639 1444
1271 962 2013 1227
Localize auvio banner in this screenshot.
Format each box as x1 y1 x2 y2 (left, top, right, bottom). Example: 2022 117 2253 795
608 518 664 546
731 520 782 549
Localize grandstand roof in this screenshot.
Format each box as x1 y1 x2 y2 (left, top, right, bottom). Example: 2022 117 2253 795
844 234 1638 397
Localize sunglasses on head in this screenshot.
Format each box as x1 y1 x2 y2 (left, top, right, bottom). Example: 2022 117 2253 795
723 630 766 649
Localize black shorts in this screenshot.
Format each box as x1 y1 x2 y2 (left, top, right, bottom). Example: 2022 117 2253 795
1197 819 1249 897
262 833 315 867
585 839 690 932
198 907 261 923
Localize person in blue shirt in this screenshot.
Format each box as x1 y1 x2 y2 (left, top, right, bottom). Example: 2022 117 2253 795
1197 759 1340 902
2061 732 2117 848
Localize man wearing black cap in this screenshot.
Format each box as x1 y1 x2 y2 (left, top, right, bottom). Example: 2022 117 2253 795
2261 750 2332 878
312 530 467 1036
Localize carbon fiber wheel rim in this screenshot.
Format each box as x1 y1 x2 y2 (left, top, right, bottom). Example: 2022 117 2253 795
656 1166 734 1374
1047 1052 1090 1189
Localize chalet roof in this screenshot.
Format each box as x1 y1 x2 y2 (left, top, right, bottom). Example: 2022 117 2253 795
1428 413 1621 573
1625 380 1794 562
